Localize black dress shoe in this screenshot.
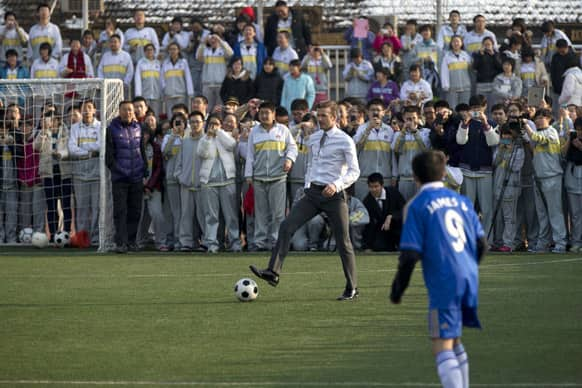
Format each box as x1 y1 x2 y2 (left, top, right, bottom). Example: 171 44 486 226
249 265 279 287
337 288 359 301
115 245 128 254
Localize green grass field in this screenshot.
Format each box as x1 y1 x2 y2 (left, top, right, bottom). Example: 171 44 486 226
0 249 581 387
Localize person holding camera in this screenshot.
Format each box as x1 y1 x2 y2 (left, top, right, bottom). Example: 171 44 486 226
343 48 375 102
491 121 525 252
301 45 332 106
343 103 366 137
161 113 187 250
196 32 233 111
523 108 567 253
197 115 240 253
353 98 396 199
563 118 582 252
456 95 499 238
0 12 28 64
161 17 190 52
392 105 431 200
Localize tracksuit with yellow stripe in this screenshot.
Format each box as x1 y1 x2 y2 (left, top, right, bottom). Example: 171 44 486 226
245 122 298 250
161 57 194 115
392 127 431 201
530 126 567 251
134 57 162 116
441 50 472 108
352 122 396 200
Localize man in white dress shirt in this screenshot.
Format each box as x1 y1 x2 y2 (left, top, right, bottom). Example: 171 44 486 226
250 100 361 300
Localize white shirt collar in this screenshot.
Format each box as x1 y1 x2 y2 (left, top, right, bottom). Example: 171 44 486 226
419 181 444 193
378 188 386 200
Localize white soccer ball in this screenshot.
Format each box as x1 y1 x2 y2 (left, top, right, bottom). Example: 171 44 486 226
234 278 259 302
31 232 49 248
19 228 34 244
54 231 71 248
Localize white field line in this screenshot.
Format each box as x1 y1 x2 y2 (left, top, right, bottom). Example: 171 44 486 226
0 380 581 387
0 257 580 280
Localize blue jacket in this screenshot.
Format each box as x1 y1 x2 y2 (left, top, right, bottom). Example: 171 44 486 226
0 64 30 79
106 117 147 183
233 39 267 75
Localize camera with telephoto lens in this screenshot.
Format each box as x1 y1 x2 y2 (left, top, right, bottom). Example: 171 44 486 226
506 113 529 135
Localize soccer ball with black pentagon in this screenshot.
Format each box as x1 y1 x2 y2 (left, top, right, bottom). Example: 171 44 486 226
234 278 259 302
54 231 70 248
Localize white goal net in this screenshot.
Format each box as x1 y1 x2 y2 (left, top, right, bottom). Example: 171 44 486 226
0 79 124 252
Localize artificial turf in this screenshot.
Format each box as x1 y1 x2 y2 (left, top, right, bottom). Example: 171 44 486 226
0 249 581 387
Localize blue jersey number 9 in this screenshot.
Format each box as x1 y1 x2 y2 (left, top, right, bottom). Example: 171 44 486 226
445 209 467 253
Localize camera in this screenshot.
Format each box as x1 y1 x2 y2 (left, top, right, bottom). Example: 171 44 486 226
175 120 183 126
434 113 445 126
372 112 381 119
471 111 480 119
349 114 358 122
570 131 578 141
507 113 529 134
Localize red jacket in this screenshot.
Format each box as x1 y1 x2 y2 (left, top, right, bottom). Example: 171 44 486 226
145 140 164 192
373 35 402 55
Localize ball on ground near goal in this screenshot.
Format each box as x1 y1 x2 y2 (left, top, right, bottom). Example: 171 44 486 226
31 232 49 248
19 228 34 244
54 231 71 248
234 278 259 302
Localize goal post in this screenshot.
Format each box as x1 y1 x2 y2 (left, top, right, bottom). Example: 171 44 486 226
0 78 124 252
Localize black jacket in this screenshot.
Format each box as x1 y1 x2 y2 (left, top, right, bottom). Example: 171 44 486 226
265 9 312 58
550 51 577 94
472 51 503 83
220 72 255 105
254 69 284 105
362 186 405 251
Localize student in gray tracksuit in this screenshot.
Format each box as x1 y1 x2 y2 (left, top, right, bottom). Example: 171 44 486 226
392 106 431 201
288 113 317 203
68 100 101 245
197 116 241 253
353 99 396 200
173 112 204 251
244 101 298 251
523 109 567 253
492 130 525 251
161 114 186 249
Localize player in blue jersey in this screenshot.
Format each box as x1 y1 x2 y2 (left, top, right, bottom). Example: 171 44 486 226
390 150 488 388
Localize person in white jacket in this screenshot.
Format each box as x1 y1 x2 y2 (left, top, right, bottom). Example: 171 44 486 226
197 115 241 253
558 59 582 108
399 64 433 106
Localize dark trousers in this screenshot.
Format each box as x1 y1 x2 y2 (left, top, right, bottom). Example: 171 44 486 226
112 181 144 247
43 173 72 236
268 185 358 291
